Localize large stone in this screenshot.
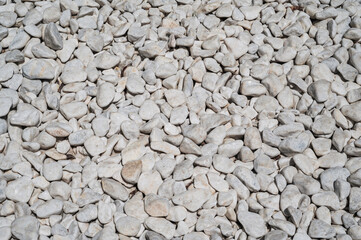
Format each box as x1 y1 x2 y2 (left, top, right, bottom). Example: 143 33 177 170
60 102 88 120
307 80 331 103
151 141 180 155
44 22 63 50
311 191 340 210
172 189 212 212
121 160 142 184
144 217 175 239
76 204 97 222
10 109 41 127
84 136 106 156
155 63 177 79
60 59 87 84
138 171 163 195
145 194 170 217
122 140 147 164
318 152 347 168
94 51 120 69
0 64 13 82
124 192 149 223
5 177 34 202
35 199 63 218
237 211 268 238
348 187 361 213
224 38 248 59
48 181 71 200
311 63 333 81
126 74 145 95
308 219 336 239
341 101 361 122
97 82 115 108
11 216 39 240
68 129 94 146
115 216 141 237
22 59 55 80
293 173 320 195
101 178 129 201
139 41 167 58
45 122 73 137
139 100 160 120
0 11 17 27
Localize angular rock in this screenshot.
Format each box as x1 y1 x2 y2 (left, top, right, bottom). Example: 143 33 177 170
172 189 212 212
144 217 175 239
44 22 63 50
22 59 55 80
101 178 129 201
94 51 120 69
60 59 87 84
237 211 268 238
5 177 34 202
11 216 39 240
35 199 63 218
138 171 163 195
60 102 88 120
308 219 336 239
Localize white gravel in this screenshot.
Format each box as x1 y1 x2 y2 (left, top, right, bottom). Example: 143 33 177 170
0 0 361 239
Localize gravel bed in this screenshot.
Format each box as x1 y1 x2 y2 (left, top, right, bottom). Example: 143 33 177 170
0 0 361 239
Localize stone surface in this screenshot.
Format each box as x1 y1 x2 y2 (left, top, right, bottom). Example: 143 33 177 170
5 177 34 202
84 136 106 156
237 211 268 238
60 102 88 120
101 179 129 201
11 216 39 240
144 217 175 239
308 219 336 239
115 216 141 236
97 82 115 108
22 59 55 80
138 171 163 195
0 1 361 239
44 22 63 50
172 189 212 212
60 59 87 84
94 51 120 69
35 199 63 218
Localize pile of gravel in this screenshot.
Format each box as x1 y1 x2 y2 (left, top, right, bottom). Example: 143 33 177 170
0 0 361 239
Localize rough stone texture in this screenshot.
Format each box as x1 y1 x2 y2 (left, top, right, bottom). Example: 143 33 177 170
237 211 268 238
1 0 361 239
